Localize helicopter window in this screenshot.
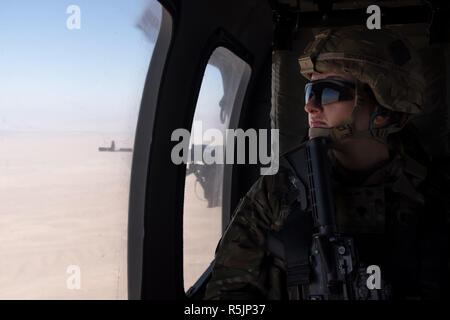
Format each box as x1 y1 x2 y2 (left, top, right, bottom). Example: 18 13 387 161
0 0 167 299
183 47 251 291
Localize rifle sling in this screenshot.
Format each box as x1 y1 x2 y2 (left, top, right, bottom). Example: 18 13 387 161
268 201 313 287
283 203 313 286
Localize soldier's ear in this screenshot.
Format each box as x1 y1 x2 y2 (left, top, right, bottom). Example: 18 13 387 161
373 113 391 128
372 106 391 128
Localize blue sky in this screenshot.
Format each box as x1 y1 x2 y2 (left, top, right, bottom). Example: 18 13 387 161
0 0 231 141
0 0 160 133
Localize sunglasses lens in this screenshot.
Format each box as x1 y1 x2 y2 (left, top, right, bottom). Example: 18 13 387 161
321 87 341 105
304 80 354 107
305 84 313 103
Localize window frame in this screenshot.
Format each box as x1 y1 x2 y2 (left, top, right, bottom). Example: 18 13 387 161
134 0 272 300
182 44 252 293
127 2 174 300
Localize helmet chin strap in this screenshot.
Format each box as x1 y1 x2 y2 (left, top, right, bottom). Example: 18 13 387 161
369 111 391 148
308 81 365 141
308 81 404 148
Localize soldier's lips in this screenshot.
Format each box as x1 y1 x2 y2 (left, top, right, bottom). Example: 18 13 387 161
310 121 328 128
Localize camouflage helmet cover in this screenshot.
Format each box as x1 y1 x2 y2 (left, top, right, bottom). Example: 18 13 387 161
299 26 425 115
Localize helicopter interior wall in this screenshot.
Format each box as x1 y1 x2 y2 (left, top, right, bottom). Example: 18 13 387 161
387 24 450 159
134 0 272 299
271 28 314 153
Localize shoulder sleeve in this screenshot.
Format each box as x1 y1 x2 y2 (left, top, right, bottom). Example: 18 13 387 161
204 168 291 300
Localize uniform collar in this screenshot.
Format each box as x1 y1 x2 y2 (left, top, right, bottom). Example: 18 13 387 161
330 145 426 204
330 149 403 187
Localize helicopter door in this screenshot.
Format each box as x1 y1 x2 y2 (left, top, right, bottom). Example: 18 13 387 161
129 0 272 299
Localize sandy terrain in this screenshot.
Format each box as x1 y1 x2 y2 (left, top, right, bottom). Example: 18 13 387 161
0 133 131 299
183 173 222 291
0 132 222 299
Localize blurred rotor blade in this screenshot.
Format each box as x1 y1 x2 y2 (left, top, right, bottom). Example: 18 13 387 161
136 1 162 44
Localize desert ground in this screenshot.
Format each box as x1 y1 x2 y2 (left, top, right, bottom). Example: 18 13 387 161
0 132 220 299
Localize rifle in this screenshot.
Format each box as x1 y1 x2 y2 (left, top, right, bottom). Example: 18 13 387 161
272 136 389 300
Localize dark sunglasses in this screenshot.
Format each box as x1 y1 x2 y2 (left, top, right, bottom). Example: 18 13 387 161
305 78 355 107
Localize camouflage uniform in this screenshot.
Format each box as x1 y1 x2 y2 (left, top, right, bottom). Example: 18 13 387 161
204 27 448 300
204 128 447 299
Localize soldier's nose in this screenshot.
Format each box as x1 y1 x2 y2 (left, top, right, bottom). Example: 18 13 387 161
304 97 322 114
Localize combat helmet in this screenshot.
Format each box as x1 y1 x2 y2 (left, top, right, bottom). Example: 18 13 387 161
298 26 425 144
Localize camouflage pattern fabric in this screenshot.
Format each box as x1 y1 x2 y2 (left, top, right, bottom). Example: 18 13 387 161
204 132 448 300
204 163 294 300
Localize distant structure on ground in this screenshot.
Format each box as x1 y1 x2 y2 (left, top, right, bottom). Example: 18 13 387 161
98 140 132 152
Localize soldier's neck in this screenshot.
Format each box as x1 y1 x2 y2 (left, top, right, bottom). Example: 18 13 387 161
329 137 390 172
